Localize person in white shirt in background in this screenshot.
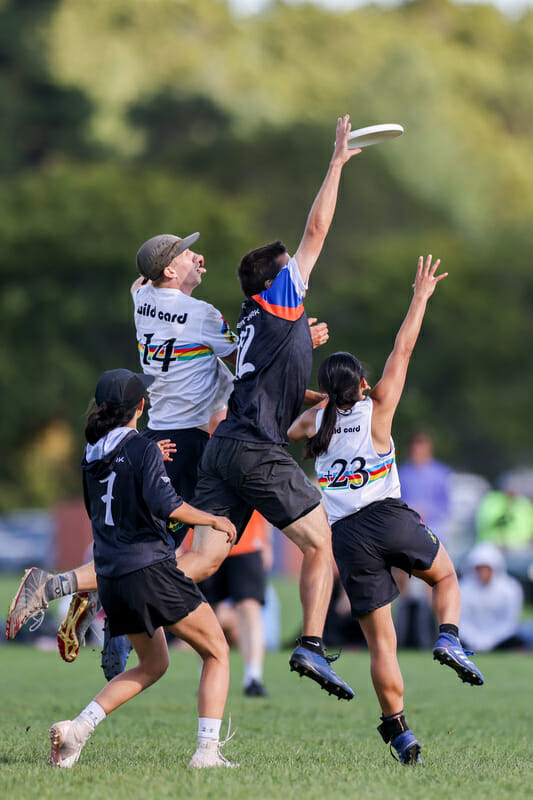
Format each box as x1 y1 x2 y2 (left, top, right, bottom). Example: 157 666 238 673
459 542 526 652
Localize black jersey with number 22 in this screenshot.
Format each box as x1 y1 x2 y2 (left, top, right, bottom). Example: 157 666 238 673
215 258 313 445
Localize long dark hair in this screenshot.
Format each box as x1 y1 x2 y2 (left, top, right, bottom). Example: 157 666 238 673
85 401 138 445
304 352 365 459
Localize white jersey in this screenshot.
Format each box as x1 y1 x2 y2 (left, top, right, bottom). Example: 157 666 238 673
314 397 401 525
132 284 237 429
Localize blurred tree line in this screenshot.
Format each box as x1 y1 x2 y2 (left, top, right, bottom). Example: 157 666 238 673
1 0 532 508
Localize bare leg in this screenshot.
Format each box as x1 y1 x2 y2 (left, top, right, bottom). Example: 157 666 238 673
167 602 230 720
282 503 334 636
94 628 169 714
414 543 461 625
73 562 98 592
177 525 233 583
358 604 404 716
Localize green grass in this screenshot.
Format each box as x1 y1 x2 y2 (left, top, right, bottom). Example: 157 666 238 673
1 640 532 799
1 571 532 798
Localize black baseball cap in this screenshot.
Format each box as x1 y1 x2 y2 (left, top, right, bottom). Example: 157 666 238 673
95 369 155 408
136 232 200 284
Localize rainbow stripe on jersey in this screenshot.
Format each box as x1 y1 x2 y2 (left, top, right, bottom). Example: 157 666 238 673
318 452 396 491
138 341 213 362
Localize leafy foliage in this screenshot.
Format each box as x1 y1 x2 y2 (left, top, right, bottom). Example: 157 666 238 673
1 0 533 507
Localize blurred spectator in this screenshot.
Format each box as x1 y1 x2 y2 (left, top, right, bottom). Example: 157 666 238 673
394 431 451 648
459 543 528 651
476 488 533 549
399 430 452 542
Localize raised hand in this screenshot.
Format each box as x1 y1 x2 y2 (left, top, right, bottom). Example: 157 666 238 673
332 114 361 166
413 254 448 300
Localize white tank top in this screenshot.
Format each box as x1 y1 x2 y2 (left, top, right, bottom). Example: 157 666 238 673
314 397 401 525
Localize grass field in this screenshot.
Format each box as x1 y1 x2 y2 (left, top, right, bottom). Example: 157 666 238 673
1 576 532 799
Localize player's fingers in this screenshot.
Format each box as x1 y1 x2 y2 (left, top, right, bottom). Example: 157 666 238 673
308 317 317 326
429 258 441 276
434 271 448 282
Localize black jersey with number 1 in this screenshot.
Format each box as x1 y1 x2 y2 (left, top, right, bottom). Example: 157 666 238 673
215 257 313 445
82 428 182 579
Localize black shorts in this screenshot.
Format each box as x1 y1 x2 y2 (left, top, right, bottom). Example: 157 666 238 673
142 426 209 501
97 558 205 638
142 426 209 546
192 436 321 539
331 498 440 618
200 551 266 606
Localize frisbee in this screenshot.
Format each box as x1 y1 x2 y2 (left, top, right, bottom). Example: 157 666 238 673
347 123 404 149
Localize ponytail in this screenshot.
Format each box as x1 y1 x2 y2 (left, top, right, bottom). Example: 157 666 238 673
304 397 338 459
303 352 365 459
85 401 137 445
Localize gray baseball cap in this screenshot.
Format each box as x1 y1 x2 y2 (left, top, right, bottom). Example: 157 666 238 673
136 232 200 284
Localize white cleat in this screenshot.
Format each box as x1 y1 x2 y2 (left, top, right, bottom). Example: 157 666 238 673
48 718 94 768
189 739 239 769
6 567 51 639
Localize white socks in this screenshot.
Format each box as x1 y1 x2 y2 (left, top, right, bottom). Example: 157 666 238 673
198 717 222 743
77 700 106 729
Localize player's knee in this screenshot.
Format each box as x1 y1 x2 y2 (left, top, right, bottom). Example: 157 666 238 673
143 653 169 684
205 631 230 665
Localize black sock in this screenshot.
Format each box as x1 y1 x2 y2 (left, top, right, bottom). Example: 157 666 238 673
377 710 409 743
300 635 324 655
439 623 459 639
44 571 79 601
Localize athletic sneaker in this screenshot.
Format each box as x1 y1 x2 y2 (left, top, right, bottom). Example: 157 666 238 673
432 633 484 686
101 617 133 681
391 730 423 765
243 679 268 697
57 592 99 663
189 739 239 768
289 643 354 700
48 718 94 768
6 567 51 639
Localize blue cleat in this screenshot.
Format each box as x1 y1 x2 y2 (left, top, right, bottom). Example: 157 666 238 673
433 633 484 686
101 617 133 681
289 644 354 700
391 731 423 765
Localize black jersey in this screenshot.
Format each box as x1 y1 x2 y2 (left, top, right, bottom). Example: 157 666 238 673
82 428 182 578
215 258 313 445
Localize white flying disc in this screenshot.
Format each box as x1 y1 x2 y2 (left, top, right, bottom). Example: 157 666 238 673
347 123 404 149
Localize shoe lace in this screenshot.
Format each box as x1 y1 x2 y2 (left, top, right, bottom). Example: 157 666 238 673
389 742 400 762
325 647 342 664
219 713 238 748
28 608 45 632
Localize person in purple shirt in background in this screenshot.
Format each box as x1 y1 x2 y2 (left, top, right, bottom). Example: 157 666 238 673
398 430 452 544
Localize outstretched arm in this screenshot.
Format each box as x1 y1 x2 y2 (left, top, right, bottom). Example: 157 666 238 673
294 115 360 284
288 405 324 441
370 255 447 443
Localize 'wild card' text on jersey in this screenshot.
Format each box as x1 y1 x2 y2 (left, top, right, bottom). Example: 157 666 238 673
132 284 237 430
